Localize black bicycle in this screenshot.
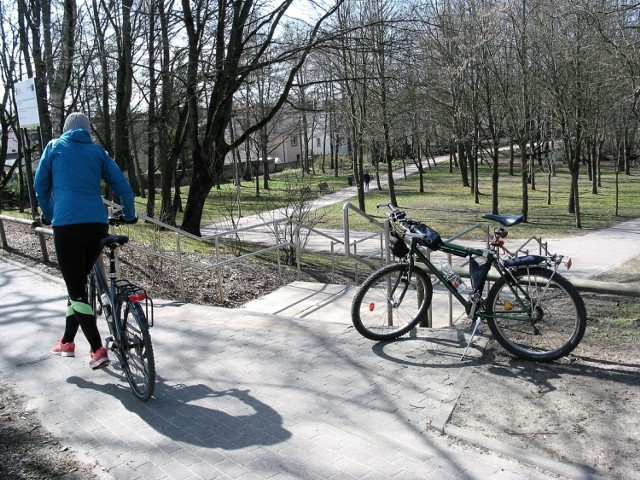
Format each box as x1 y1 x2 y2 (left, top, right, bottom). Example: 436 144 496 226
87 216 156 400
351 203 587 362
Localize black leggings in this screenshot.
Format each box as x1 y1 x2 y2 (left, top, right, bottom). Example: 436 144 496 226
54 223 108 351
54 223 108 301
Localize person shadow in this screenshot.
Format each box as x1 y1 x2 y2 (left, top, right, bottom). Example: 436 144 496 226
67 373 291 449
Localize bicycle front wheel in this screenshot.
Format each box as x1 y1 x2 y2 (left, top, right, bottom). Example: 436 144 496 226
486 267 586 361
351 263 433 341
115 297 156 401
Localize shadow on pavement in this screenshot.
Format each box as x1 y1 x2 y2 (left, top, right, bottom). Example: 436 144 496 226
67 375 292 449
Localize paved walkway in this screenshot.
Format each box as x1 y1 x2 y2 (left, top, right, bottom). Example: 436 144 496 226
0 254 612 480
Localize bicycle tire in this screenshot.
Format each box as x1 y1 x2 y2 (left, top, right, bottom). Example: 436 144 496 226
485 267 586 361
115 296 156 401
351 263 433 341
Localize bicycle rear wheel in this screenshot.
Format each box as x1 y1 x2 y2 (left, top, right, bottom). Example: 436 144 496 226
351 263 433 341
486 267 586 361
115 296 156 401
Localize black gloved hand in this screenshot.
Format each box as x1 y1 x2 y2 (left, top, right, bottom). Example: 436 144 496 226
40 215 51 226
109 213 138 225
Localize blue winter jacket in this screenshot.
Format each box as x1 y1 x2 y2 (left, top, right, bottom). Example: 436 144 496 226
34 129 136 226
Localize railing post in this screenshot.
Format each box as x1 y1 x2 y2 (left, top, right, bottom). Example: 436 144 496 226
421 250 433 328
0 218 7 249
294 221 301 282
353 242 359 283
35 225 49 263
215 237 223 300
447 252 453 327
176 233 185 302
330 242 336 283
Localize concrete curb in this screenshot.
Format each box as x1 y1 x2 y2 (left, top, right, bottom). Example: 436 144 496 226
443 424 607 480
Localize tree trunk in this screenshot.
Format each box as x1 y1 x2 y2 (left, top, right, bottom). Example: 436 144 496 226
113 0 139 196
146 0 157 218
47 0 76 133
520 140 529 222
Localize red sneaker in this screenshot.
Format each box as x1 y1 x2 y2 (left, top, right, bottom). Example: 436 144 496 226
51 339 75 357
89 347 110 370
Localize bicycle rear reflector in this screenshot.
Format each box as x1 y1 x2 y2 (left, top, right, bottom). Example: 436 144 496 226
129 293 146 303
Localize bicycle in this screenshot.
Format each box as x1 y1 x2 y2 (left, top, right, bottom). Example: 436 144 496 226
87 216 156 400
351 203 587 362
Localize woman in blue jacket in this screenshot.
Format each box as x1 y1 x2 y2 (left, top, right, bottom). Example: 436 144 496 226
34 113 137 370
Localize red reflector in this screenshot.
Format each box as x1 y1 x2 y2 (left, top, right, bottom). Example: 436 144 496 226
369 303 375 311
129 293 146 302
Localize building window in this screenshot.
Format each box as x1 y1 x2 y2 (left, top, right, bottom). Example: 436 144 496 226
290 136 297 146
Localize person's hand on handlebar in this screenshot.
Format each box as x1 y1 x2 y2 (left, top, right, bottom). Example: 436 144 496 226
109 212 138 225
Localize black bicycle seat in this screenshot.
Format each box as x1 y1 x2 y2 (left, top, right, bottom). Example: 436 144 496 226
101 235 129 249
482 213 524 227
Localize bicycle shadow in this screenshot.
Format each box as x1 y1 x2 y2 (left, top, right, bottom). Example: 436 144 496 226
66 374 291 449
369 328 486 368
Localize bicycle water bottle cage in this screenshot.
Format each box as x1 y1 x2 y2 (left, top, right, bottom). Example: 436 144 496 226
503 255 547 268
482 213 524 227
100 235 129 249
408 222 443 251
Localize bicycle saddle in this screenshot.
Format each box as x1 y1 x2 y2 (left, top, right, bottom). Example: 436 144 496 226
101 235 129 249
482 213 524 227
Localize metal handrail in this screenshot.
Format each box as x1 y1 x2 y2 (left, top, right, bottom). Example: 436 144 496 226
342 202 385 271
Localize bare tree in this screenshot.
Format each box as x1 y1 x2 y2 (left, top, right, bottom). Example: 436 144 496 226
179 0 344 236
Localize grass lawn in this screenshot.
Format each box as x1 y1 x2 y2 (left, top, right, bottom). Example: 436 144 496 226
315 161 639 240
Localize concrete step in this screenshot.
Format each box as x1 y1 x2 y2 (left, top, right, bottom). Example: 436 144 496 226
242 281 468 329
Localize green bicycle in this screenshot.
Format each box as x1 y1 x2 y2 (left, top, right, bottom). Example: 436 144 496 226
351 203 587 362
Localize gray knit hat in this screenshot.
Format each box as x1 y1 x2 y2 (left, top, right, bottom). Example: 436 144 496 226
63 112 90 132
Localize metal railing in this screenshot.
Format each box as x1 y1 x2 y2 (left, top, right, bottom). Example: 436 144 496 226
0 201 347 302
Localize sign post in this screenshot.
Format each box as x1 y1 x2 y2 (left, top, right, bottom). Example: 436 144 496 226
15 78 41 129
13 78 42 222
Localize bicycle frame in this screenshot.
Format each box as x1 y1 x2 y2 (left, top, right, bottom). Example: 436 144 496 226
403 237 540 323
92 245 124 347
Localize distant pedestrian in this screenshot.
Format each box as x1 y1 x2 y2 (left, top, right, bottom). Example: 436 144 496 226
363 172 371 191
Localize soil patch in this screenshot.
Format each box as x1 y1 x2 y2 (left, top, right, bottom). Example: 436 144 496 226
449 258 640 479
